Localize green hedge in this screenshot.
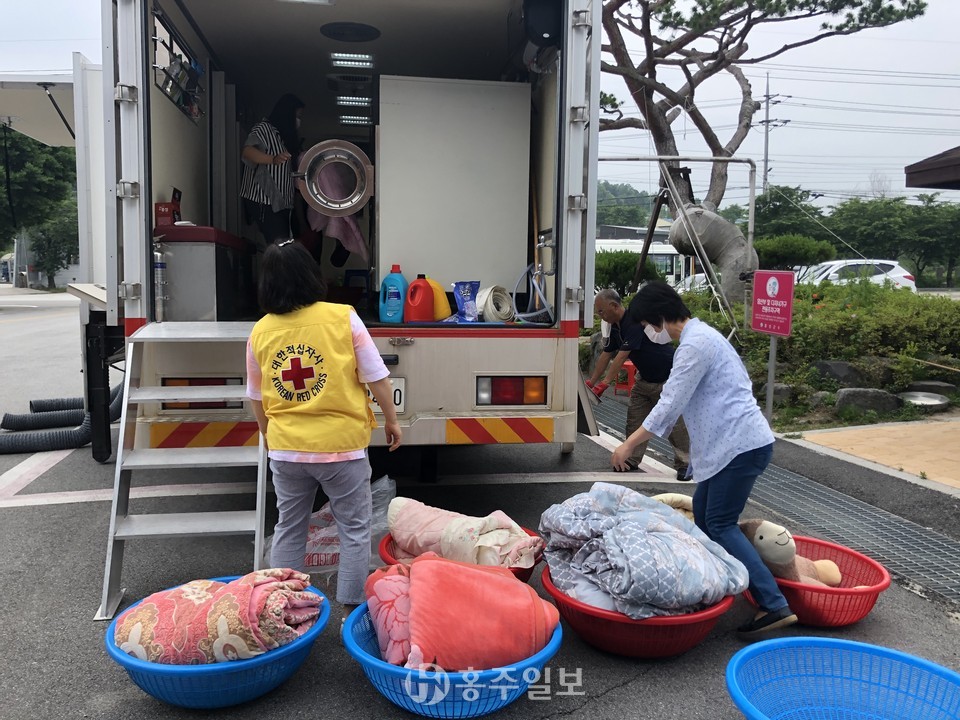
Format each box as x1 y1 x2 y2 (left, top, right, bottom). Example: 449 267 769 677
681 279 960 390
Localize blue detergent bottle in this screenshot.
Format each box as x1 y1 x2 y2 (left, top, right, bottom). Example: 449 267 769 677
379 264 408 323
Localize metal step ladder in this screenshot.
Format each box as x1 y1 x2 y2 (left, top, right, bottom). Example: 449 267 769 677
95 322 265 620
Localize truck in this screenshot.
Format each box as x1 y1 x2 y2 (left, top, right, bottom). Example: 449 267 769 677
64 0 600 467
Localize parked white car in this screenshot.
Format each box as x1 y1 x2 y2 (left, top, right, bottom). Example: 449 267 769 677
804 259 917 292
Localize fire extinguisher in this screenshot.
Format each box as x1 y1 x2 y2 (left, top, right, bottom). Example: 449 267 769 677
153 241 169 322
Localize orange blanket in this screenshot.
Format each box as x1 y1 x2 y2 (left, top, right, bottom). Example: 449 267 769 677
365 554 559 671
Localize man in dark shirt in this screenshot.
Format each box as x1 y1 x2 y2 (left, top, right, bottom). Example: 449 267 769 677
587 288 691 478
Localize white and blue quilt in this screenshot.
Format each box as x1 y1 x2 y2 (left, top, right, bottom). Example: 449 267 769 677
539 482 749 619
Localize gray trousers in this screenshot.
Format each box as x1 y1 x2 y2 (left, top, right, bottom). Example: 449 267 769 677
269 456 372 605
625 377 691 471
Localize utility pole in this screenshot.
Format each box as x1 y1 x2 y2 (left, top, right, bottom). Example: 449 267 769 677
762 73 771 193
758 74 789 194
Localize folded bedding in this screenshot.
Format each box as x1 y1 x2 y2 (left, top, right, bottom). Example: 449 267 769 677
365 553 559 671
387 497 542 569
113 568 323 664
539 482 749 620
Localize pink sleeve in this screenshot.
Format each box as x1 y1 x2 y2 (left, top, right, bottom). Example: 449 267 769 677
351 312 390 384
246 339 262 400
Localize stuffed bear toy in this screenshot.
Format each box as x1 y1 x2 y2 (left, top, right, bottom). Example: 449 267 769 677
739 519 842 588
651 493 695 522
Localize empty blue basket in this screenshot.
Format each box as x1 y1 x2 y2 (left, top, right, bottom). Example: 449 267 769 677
105 576 330 709
342 603 562 718
726 637 960 720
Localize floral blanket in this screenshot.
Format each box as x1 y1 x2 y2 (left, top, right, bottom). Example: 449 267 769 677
387 497 542 569
540 483 749 619
113 568 323 664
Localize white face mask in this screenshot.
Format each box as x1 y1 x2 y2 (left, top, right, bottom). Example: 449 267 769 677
644 322 671 344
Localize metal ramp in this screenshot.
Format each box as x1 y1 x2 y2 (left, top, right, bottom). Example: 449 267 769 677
95 322 265 620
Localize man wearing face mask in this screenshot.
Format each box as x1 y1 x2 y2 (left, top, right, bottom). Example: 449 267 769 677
587 288 691 478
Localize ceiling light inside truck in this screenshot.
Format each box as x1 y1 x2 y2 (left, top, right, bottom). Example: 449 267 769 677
331 52 374 69
337 96 371 107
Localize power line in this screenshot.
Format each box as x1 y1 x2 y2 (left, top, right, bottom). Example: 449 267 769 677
782 101 960 118
757 62 960 80
788 95 960 113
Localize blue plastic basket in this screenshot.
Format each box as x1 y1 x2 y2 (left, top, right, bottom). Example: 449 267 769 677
105 576 330 709
342 603 562 718
726 637 960 720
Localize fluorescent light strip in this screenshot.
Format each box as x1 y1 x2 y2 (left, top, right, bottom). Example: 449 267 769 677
337 96 372 107
330 52 374 69
331 52 373 61
340 115 372 125
332 59 374 69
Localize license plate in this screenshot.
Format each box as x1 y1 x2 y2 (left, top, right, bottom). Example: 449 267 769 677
367 377 405 414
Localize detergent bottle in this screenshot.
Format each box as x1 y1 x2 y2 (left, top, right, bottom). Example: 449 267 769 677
404 274 435 322
379 264 408 323
425 276 452 320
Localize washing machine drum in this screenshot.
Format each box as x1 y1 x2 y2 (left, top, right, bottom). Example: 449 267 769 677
295 139 374 217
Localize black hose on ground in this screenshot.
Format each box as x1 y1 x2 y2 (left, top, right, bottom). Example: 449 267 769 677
1 408 86 431
28 396 84 413
0 387 125 455
28 385 121 413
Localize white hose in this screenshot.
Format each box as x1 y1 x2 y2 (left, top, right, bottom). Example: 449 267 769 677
477 285 516 322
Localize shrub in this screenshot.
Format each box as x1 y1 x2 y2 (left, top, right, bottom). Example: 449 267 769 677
595 250 661 297
754 234 836 270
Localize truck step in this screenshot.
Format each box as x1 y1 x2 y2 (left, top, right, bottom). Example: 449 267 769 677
129 321 254 343
129 385 249 403
120 446 258 470
114 511 257 539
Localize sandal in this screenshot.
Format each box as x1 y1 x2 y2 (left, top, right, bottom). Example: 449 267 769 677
737 606 798 636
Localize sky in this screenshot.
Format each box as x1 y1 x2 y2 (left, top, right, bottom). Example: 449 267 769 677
1 1 958 212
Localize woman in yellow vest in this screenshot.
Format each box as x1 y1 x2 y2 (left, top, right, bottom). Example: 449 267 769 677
247 240 401 623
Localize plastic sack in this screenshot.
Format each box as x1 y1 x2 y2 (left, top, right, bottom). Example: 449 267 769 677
452 280 481 321
263 475 397 575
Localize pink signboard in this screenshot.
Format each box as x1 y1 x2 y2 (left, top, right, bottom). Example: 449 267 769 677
751 270 795 337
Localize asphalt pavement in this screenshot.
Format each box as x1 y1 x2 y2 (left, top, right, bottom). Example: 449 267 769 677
0 285 958 720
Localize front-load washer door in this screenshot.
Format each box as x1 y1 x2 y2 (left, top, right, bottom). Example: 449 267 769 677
294 140 374 217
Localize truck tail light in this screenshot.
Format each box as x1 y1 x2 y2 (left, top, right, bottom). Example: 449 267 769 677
476 376 547 406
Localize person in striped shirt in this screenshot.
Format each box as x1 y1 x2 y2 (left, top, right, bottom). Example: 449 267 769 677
240 94 304 245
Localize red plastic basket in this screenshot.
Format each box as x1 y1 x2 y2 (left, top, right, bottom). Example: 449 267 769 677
745 536 891 628
377 527 543 583
540 566 734 658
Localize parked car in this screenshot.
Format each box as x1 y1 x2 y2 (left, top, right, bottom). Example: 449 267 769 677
676 273 708 293
803 259 917 292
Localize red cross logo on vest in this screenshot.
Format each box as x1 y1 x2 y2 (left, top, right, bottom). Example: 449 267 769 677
282 357 316 390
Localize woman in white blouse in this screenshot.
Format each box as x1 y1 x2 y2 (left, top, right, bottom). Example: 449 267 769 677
611 281 796 637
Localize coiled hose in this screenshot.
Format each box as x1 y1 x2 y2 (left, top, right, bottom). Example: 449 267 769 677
2 386 121 431
1 409 86 431
29 396 84 413
0 387 124 455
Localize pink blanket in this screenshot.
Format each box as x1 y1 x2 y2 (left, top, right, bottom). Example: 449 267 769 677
113 569 323 664
365 554 559 671
387 497 543 569
305 162 368 262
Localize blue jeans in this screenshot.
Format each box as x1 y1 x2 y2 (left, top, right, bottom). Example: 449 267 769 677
692 443 788 613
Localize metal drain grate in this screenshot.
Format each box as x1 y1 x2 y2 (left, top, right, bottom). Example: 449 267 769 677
592 397 960 606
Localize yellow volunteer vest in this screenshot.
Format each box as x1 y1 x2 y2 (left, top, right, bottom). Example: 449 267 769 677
249 302 377 453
